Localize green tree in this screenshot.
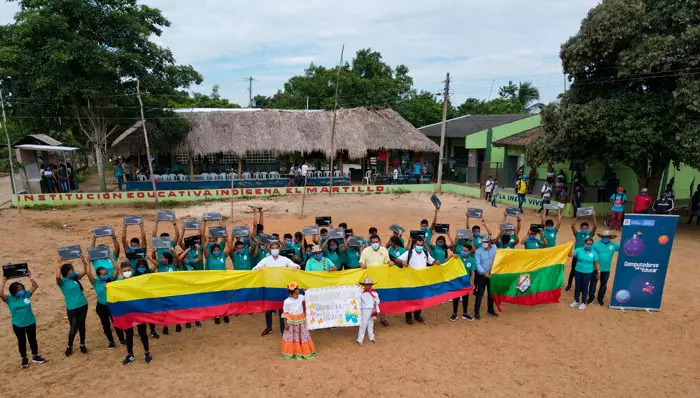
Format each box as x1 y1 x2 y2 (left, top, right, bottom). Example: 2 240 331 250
0 0 202 191
498 81 542 112
455 97 524 115
527 0 700 197
253 95 272 108
170 85 241 108
394 91 445 128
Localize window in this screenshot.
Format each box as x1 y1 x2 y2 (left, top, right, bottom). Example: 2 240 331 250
176 153 189 164
220 153 238 164
207 154 217 163
246 151 278 164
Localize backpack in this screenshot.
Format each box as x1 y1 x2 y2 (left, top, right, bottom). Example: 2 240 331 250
405 247 430 268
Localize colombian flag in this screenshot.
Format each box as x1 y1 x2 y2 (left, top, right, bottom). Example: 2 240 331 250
107 258 472 329
490 242 573 309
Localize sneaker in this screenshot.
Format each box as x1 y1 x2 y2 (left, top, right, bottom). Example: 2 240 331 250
162 327 169 335
405 318 414 325
175 325 182 333
144 353 152 364
64 346 73 356
565 286 572 292
449 314 458 322
569 301 580 308
32 355 46 364
261 328 272 336
487 311 498 318
474 313 481 320
119 340 127 346
150 331 160 339
79 345 88 354
21 357 29 368
415 315 425 323
195 321 202 328
462 314 474 321
223 316 230 324
215 317 221 325
108 341 116 349
597 299 604 306
380 319 390 327
586 297 595 305
122 355 135 366
185 323 191 329
579 303 587 311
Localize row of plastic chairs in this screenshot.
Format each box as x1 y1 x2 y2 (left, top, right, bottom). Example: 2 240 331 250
140 172 286 182
305 170 350 178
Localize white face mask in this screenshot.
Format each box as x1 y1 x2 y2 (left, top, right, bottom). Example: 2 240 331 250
482 242 490 249
270 249 280 257
122 271 133 278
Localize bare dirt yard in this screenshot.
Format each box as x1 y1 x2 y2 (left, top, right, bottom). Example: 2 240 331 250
0 192 698 397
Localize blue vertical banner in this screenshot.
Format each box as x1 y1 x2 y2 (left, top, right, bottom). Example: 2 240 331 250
609 214 678 311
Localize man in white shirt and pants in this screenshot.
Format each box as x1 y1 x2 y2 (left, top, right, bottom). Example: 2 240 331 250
395 237 440 325
254 242 300 336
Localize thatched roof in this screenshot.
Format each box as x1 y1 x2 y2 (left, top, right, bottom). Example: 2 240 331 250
492 125 544 148
175 107 439 158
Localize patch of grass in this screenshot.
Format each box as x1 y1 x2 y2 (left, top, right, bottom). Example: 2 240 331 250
39 221 66 230
384 187 412 195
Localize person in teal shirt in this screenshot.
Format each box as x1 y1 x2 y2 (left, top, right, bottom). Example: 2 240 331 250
306 246 337 271
56 256 90 356
175 247 204 330
176 220 203 270
496 229 518 249
344 244 362 269
114 159 124 191
84 257 123 348
568 238 600 310
230 240 256 271
522 226 548 249
90 232 121 275
203 238 230 324
566 213 598 292
116 261 153 365
420 217 434 246
388 236 406 261
122 220 147 267
541 209 562 248
590 231 620 305
430 234 452 264
153 217 180 266
2 273 45 368
451 240 475 321
323 239 344 267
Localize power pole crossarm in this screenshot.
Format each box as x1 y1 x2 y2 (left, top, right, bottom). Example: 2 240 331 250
436 72 450 194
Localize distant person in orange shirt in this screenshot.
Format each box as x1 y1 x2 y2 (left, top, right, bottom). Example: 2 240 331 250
633 188 653 214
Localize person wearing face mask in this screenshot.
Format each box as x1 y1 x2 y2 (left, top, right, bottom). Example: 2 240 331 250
420 216 435 246
566 213 598 292
306 245 337 272
1 273 46 369
56 256 90 356
122 220 148 268
90 231 120 276
567 238 600 311
387 236 406 262
85 258 123 348
359 235 393 326
609 187 627 230
230 239 256 271
522 226 548 250
633 188 653 214
540 209 562 248
322 238 345 269
127 259 159 338
292 232 306 265
117 262 153 365
176 219 203 270
590 231 620 305
177 245 204 329
430 233 453 265
148 250 180 335
385 229 405 249
473 235 498 320
254 242 300 336
495 213 521 249
153 216 180 262
465 216 493 249
314 228 330 246
450 241 475 321
203 235 232 325
395 237 440 324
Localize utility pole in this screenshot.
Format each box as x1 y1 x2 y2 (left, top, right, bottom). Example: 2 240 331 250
436 72 450 194
243 76 256 108
306 96 309 110
328 44 345 195
0 80 16 195
136 79 159 206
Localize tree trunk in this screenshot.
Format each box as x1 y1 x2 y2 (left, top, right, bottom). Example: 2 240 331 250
635 158 666 199
95 142 106 192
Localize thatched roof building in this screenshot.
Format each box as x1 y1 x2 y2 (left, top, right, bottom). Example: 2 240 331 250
174 107 439 158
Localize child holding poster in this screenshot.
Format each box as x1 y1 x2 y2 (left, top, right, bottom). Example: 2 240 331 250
357 277 380 346
281 282 316 360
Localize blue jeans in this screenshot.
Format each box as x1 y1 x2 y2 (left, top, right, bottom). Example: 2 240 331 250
60 180 69 192
574 271 593 303
517 193 526 211
116 175 124 191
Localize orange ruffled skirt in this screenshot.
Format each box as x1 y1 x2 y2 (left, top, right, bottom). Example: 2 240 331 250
281 314 316 360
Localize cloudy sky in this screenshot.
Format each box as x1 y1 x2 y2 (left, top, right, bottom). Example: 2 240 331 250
1 0 600 107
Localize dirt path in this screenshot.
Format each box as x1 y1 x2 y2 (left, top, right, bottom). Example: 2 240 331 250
0 192 698 397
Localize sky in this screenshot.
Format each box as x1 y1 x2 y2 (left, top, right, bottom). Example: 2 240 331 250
0 0 601 107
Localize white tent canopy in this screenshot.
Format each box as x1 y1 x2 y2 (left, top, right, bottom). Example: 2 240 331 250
14 144 80 153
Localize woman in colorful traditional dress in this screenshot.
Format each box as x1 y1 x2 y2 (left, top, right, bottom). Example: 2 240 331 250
281 282 315 360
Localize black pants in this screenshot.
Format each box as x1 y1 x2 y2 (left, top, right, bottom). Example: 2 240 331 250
265 310 284 333
588 271 610 301
405 310 422 320
474 273 494 315
125 324 149 356
96 303 124 343
567 257 578 288
538 199 550 215
13 323 38 358
67 304 88 347
452 294 470 314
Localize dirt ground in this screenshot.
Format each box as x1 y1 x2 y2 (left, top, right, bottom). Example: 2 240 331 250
0 192 698 397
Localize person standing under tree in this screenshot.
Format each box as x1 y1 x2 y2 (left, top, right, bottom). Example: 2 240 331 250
114 160 124 192
589 231 619 305
527 167 537 194
609 187 627 230
633 188 653 214
652 192 675 214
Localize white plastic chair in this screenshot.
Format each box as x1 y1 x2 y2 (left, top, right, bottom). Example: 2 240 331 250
207 173 218 181
333 170 341 177
158 174 169 182
137 175 147 182
218 173 227 181
322 171 330 178
177 174 187 181
226 173 233 180
363 170 372 184
231 173 238 180
269 171 280 179
242 172 252 180
168 174 177 181
344 171 351 178
259 172 268 180
252 172 261 180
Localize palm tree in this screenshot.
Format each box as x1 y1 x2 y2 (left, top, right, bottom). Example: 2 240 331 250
499 80 543 113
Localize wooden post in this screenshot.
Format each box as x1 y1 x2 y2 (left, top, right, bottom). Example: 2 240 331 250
385 151 390 175
338 151 343 175
237 156 243 179
188 152 194 180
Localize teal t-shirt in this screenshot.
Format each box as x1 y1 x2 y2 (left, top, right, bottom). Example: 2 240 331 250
459 253 475 282
574 231 593 249
293 242 303 259
325 248 343 266
424 228 433 244
610 193 627 212
344 248 360 269
5 291 36 327
389 246 406 260
157 262 177 273
543 228 557 248
496 234 517 249
185 248 203 271
430 245 448 264
59 277 88 310
91 252 118 275
156 240 176 261
93 279 109 305
523 236 546 250
206 250 227 270
306 257 335 272
231 251 253 270
573 248 598 273
592 240 620 272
